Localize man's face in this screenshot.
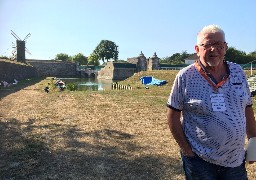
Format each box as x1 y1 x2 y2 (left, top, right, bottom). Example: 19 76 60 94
195 32 227 67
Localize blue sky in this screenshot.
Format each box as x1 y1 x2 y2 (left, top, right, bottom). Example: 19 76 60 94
0 0 256 60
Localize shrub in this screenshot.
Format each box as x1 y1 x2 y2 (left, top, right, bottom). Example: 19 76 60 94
66 83 78 91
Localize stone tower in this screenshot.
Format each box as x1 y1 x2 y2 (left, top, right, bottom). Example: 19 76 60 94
16 40 26 63
147 52 160 70
137 51 147 72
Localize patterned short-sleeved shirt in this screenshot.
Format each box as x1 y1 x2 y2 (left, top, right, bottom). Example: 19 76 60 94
167 61 252 167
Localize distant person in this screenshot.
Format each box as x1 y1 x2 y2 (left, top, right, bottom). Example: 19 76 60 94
44 86 50 93
2 81 9 87
44 83 51 93
13 79 18 84
167 24 256 179
55 79 65 91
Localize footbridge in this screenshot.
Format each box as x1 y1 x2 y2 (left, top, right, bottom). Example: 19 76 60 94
76 65 103 78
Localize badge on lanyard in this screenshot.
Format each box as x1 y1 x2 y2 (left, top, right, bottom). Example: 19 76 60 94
210 94 226 111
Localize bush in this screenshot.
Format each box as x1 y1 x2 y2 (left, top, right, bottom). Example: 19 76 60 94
66 83 78 91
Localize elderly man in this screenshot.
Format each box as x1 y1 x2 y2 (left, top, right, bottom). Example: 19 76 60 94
167 24 256 179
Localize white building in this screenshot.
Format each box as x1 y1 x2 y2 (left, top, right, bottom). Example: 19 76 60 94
184 53 198 65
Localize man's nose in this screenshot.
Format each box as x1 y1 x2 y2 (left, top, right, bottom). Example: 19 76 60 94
209 45 217 50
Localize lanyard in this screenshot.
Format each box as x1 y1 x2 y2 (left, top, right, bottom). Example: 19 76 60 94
195 60 229 92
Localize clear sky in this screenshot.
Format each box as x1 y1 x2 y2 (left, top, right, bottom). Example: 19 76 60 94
0 0 256 60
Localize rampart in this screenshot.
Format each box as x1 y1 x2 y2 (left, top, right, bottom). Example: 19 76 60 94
26 60 77 77
97 62 136 80
0 59 38 82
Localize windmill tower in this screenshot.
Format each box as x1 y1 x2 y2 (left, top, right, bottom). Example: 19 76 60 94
11 30 31 63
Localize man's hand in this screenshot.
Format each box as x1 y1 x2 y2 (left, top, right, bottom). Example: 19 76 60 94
182 149 195 157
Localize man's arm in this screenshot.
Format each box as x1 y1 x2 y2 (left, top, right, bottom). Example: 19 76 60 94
245 106 256 164
167 107 195 157
245 106 256 139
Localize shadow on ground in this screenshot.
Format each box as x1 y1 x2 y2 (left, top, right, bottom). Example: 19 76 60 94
0 78 43 100
0 118 184 179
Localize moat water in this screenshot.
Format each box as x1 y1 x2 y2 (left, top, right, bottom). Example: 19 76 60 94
58 78 117 91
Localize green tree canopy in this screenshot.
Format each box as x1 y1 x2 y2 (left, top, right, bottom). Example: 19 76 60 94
72 53 87 65
160 51 192 64
0 55 9 60
225 47 250 64
54 53 70 61
88 53 100 66
93 40 119 62
248 50 256 61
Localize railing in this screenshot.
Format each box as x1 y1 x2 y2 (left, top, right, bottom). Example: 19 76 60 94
112 83 133 90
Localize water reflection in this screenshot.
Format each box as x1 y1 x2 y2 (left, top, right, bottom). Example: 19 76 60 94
57 78 117 91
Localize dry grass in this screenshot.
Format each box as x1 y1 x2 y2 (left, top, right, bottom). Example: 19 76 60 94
1 70 256 179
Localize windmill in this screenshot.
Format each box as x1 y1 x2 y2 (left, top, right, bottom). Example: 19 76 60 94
11 30 31 62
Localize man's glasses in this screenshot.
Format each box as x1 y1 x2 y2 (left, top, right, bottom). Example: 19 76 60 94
199 42 227 50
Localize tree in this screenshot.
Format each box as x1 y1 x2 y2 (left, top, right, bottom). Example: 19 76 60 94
72 53 87 65
0 55 9 60
159 57 169 64
225 47 248 64
251 50 256 56
88 53 100 66
248 51 256 60
180 51 190 61
93 40 119 62
160 51 192 64
55 53 70 61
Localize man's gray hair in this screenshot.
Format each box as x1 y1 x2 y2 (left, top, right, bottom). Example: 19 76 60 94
197 24 225 44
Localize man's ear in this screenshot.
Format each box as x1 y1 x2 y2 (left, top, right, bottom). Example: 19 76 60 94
225 43 228 50
195 45 200 56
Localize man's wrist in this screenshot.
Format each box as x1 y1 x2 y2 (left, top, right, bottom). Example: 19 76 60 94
181 150 195 157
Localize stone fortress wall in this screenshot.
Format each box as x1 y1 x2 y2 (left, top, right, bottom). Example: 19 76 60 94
26 60 77 77
98 52 160 80
0 59 38 82
0 52 160 82
97 62 136 80
0 59 77 83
